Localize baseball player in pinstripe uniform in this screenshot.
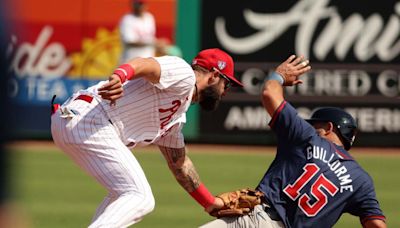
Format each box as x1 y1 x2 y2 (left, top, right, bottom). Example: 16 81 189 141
51 48 241 227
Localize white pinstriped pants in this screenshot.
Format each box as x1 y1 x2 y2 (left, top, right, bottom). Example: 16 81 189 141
51 95 155 228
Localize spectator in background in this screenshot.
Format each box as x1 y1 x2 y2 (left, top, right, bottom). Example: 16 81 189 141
119 0 157 63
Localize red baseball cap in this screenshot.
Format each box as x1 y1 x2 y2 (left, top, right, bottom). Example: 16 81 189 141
192 48 243 87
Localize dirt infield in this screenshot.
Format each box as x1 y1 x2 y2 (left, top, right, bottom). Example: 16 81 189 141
5 140 400 156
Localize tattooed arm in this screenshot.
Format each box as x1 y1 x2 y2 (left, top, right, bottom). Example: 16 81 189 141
158 146 224 212
158 146 201 192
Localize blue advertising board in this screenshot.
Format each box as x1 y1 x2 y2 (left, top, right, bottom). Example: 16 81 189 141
8 76 101 138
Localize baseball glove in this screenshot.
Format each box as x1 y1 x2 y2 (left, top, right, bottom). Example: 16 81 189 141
210 188 264 218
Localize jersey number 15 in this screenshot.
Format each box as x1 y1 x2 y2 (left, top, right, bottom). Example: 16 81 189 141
283 163 339 216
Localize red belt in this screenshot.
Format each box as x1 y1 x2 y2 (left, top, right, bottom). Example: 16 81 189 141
74 95 93 103
51 94 93 115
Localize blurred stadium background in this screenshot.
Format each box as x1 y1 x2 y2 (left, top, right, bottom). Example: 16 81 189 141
1 0 400 227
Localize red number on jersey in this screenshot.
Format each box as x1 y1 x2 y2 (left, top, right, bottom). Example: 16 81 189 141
283 163 339 217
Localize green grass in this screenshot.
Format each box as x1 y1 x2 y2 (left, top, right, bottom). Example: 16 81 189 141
9 146 400 228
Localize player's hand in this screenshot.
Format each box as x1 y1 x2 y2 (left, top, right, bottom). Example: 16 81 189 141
275 55 311 86
205 197 224 214
98 74 124 106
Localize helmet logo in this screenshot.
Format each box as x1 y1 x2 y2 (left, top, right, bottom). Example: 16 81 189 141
217 61 226 70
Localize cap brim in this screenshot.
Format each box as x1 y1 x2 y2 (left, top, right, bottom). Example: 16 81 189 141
225 74 243 87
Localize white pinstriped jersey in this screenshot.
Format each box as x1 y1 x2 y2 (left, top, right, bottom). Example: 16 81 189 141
85 56 195 148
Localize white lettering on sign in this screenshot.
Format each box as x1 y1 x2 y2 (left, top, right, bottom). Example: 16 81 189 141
25 78 69 101
299 70 371 96
241 68 400 97
346 108 400 133
215 0 400 62
377 70 400 97
7 26 71 79
224 106 270 130
241 68 266 95
224 106 400 133
291 69 399 97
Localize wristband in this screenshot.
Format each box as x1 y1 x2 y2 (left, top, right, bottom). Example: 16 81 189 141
189 183 215 208
113 64 135 83
265 72 285 85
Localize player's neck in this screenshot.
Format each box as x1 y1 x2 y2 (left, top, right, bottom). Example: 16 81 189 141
325 134 344 149
192 84 199 103
192 71 204 103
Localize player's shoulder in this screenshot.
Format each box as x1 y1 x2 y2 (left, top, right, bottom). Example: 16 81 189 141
143 12 155 20
120 14 136 25
355 164 374 180
352 171 377 196
346 160 375 185
154 55 190 68
121 13 133 20
153 56 194 83
272 101 307 126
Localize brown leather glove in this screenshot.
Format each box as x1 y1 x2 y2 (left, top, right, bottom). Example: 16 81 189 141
209 188 264 218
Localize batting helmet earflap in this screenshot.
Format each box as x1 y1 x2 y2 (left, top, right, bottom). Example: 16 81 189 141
306 107 357 150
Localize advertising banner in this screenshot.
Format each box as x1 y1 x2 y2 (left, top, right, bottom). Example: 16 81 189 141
199 0 400 146
5 0 176 138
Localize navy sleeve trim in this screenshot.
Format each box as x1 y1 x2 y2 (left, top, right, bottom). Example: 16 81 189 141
331 142 352 160
268 100 287 128
361 215 386 224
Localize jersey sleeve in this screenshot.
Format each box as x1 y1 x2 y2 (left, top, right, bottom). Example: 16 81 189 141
346 175 386 225
269 101 315 144
154 123 185 148
153 56 195 91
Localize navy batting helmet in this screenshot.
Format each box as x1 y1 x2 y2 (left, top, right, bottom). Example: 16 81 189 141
306 107 357 150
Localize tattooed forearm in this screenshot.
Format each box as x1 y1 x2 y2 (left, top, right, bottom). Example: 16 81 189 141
159 146 201 192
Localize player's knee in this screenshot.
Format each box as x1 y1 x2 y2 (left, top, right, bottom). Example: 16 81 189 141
134 191 155 215
144 194 155 213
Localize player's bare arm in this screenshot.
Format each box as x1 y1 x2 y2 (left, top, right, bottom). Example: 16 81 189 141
158 146 201 192
159 145 224 212
363 219 387 228
261 55 311 116
98 57 161 103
